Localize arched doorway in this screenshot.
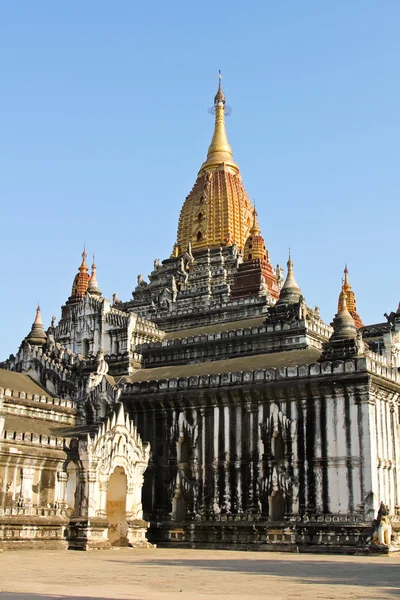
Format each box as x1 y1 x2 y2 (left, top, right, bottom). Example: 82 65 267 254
106 466 128 546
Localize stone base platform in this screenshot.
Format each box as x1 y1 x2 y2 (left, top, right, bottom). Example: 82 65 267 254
127 518 154 548
67 517 152 550
148 518 397 555
67 517 111 551
0 513 68 550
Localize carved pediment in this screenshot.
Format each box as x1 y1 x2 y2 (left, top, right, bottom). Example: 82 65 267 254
85 402 150 482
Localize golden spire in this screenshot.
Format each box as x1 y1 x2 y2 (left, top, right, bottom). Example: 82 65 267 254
250 205 261 236
338 265 363 328
175 75 254 254
69 247 90 301
26 305 47 346
244 207 263 260
240 205 279 301
200 71 238 173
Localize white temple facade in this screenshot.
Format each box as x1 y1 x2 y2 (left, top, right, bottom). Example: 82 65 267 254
1 78 400 552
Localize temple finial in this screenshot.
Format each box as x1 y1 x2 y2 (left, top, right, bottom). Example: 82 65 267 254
214 70 225 105
201 72 236 172
35 304 42 323
276 251 302 305
344 263 349 286
250 204 261 236
80 244 87 267
88 254 102 297
68 247 91 302
330 285 357 341
338 264 363 328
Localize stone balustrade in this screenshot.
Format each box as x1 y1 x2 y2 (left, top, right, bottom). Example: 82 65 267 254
1 388 73 409
0 506 67 517
1 429 65 448
1 429 64 450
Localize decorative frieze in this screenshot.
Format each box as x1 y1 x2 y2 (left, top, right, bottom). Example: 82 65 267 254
125 357 400 396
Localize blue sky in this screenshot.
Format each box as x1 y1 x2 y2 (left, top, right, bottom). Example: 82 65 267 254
0 1 399 358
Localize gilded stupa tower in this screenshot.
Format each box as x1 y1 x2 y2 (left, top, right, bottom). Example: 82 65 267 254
338 266 363 329
67 248 91 304
129 75 279 323
175 73 254 255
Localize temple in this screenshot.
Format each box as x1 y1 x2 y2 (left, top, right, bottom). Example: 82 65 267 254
1 76 400 553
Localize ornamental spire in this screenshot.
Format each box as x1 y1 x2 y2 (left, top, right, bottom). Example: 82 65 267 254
201 71 238 172
68 246 91 302
276 251 302 305
330 287 357 341
87 255 102 297
249 205 261 236
338 265 363 328
320 282 360 360
26 305 47 346
237 204 279 301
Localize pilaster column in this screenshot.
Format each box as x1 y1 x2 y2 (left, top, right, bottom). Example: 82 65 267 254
313 397 323 513
290 400 299 515
375 393 383 506
0 390 5 437
223 404 231 513
129 466 146 519
235 402 242 514
161 408 173 517
257 403 264 515
244 398 258 513
86 470 98 517
301 397 308 514
212 405 220 515
366 396 379 518
386 398 394 511
350 396 362 511
97 479 108 518
56 471 68 509
390 402 399 511
192 408 200 514
20 467 35 507
149 409 157 514
199 406 207 513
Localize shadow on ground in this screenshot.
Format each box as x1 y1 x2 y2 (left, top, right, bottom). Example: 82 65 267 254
0 596 134 600
108 556 400 595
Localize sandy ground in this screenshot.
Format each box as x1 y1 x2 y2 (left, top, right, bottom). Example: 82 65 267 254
0 547 399 600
